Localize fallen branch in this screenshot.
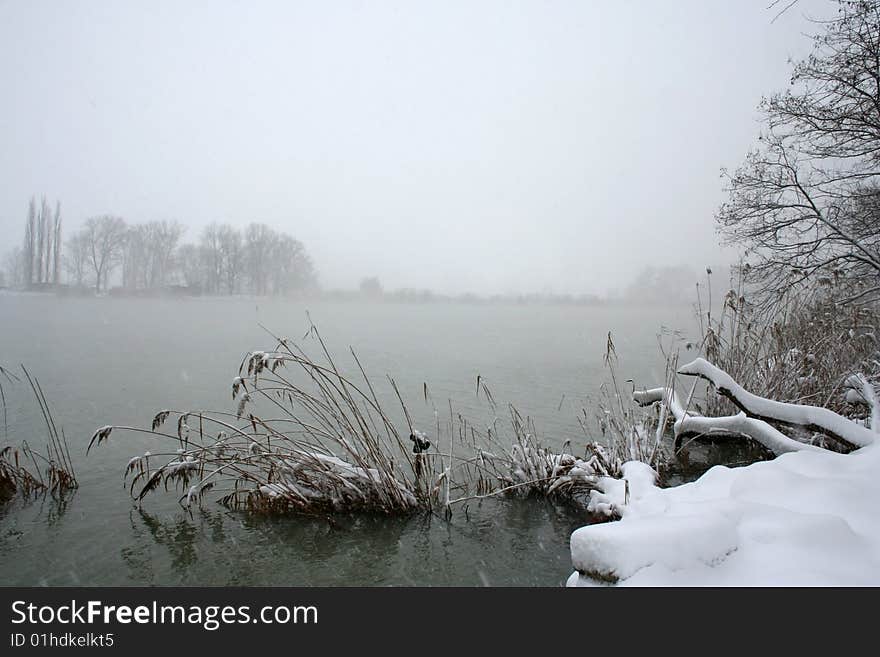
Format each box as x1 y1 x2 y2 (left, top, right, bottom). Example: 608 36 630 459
677 357 874 450
633 386 819 455
632 387 686 420
676 412 823 455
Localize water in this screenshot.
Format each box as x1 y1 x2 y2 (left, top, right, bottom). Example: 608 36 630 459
0 293 697 586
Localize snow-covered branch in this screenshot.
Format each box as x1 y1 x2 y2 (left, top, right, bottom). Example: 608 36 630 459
633 384 820 455
676 413 823 455
677 357 875 449
632 387 686 421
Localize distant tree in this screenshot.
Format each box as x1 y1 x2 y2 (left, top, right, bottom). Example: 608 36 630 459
21 196 62 287
218 224 243 295
143 220 184 288
199 223 224 295
36 198 46 285
359 276 383 297
23 199 35 287
271 234 316 295
719 0 880 303
244 223 276 296
119 220 184 290
625 265 696 304
176 243 205 292
3 248 24 288
107 220 314 297
121 224 149 289
64 232 90 288
81 215 127 293
52 202 61 285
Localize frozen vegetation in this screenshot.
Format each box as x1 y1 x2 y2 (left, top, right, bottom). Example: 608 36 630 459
91 327 645 517
567 357 880 586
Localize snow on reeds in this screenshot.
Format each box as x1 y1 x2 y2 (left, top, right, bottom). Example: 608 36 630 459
691 269 880 448
91 324 664 517
629 270 880 459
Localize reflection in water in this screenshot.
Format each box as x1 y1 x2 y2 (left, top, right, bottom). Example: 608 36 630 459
116 498 585 586
0 489 76 537
123 508 201 583
0 488 77 524
39 490 77 527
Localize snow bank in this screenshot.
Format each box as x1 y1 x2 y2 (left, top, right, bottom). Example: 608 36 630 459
568 443 880 586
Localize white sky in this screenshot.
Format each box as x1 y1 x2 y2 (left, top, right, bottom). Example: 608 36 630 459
0 0 835 295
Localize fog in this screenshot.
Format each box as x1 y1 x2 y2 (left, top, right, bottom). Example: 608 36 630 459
0 0 835 296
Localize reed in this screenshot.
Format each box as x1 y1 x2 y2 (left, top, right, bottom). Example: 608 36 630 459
92 323 663 517
690 269 880 451
592 331 669 470
625 269 880 462
0 364 78 498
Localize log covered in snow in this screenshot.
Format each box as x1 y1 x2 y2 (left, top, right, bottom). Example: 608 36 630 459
676 357 875 450
631 358 873 455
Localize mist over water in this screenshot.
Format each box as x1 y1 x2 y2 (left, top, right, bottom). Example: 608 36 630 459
0 1 844 587
0 1 836 298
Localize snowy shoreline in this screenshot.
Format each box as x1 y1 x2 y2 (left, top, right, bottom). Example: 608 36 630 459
567 442 880 586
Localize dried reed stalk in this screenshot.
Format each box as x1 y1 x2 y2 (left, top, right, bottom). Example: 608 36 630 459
92 324 664 517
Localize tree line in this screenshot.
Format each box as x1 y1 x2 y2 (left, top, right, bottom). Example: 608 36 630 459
4 207 316 296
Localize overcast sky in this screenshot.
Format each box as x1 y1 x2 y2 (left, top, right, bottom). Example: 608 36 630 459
0 0 835 295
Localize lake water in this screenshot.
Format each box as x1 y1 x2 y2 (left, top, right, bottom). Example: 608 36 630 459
0 293 698 586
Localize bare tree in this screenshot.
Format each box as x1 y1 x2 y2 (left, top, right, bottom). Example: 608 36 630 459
272 234 316 295
121 224 149 290
244 223 275 296
64 232 90 288
81 215 127 293
35 197 46 285
359 276 382 297
142 220 184 289
176 243 206 291
3 247 25 288
218 224 243 295
118 220 184 291
719 0 880 304
21 196 62 287
52 202 61 285
23 198 35 287
199 223 224 295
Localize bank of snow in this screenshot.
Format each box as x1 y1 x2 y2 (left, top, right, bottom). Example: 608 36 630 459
567 443 880 586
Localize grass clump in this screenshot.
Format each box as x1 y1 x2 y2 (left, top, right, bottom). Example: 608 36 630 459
0 365 77 499
92 324 663 517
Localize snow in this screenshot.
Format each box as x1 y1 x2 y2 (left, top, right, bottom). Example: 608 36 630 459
585 461 657 517
258 451 419 509
165 457 199 476
568 442 880 586
633 385 816 455
677 412 824 455
678 357 876 448
843 373 879 431
633 387 686 420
